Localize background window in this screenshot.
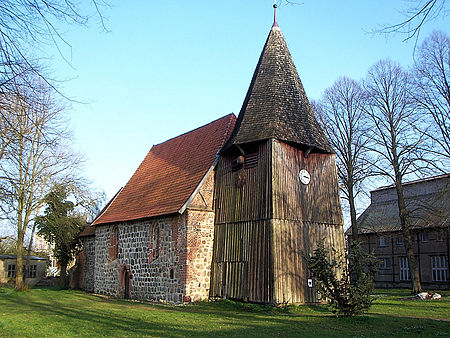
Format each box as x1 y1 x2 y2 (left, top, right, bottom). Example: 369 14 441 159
420 232 429 243
25 265 37 278
7 264 16 278
379 257 391 269
431 256 448 282
399 257 410 281
436 229 445 242
378 235 389 247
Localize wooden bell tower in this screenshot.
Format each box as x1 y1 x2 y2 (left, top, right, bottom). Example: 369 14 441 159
209 13 345 304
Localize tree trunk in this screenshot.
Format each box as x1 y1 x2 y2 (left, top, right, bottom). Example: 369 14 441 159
59 265 68 289
348 178 362 283
14 229 25 291
395 180 423 294
348 186 359 244
24 223 37 284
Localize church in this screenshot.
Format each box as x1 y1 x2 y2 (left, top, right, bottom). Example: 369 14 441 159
78 9 345 304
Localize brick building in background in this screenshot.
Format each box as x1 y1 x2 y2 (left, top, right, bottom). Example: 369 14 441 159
347 174 449 290
77 14 345 304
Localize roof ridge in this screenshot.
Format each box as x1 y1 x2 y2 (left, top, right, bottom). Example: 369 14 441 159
218 113 236 152
154 113 236 147
372 173 450 192
93 113 236 225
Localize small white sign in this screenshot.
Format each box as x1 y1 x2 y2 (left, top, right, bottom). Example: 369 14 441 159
307 279 313 288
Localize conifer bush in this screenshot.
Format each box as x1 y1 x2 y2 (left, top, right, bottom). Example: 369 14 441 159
304 243 378 317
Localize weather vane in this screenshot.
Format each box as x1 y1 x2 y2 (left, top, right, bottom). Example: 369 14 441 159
273 0 278 27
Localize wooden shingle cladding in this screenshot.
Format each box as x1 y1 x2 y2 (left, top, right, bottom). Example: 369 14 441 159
222 26 332 154
211 140 344 304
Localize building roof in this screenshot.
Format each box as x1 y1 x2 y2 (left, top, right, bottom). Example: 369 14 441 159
348 175 449 235
93 114 236 225
79 224 95 237
222 24 332 153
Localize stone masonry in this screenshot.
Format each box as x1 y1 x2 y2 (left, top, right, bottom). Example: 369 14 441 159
92 208 215 303
81 236 95 292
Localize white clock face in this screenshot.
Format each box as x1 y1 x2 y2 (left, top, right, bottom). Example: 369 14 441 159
299 169 310 185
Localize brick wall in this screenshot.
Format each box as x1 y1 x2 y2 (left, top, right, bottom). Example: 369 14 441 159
185 209 215 302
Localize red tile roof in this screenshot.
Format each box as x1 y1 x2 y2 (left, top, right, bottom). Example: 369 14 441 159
93 114 236 225
79 224 95 237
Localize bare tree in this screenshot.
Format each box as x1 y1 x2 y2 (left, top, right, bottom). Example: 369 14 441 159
0 0 109 87
364 59 427 294
315 77 370 245
0 74 82 291
379 0 449 42
412 30 450 166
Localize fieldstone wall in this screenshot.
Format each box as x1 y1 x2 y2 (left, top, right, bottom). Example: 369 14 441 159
81 236 96 292
90 170 217 303
94 214 188 302
94 224 121 296
91 209 216 303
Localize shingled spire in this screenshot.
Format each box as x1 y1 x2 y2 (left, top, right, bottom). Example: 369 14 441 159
222 22 333 153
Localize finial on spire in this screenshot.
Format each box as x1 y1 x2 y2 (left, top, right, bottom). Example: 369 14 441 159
273 0 279 27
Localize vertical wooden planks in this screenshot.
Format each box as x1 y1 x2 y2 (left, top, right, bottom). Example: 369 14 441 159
212 139 345 304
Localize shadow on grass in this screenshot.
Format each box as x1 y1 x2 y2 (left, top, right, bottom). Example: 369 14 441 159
1 287 449 337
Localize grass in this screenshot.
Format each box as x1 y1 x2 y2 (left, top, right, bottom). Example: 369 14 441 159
0 287 449 337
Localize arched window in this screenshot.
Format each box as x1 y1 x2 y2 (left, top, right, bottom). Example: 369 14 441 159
149 225 160 263
109 226 119 261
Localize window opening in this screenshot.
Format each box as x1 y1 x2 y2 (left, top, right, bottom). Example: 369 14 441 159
244 153 258 169
399 256 410 281
25 265 37 278
378 235 389 247
379 258 390 270
7 264 16 278
436 229 445 241
431 255 448 281
109 226 119 261
420 232 429 243
149 225 160 262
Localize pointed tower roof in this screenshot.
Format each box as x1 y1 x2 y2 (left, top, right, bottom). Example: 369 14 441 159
222 23 333 153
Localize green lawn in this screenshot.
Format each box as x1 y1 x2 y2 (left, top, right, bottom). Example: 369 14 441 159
0 287 449 337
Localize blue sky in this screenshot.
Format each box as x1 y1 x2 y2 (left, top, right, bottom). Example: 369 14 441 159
21 1 450 222
63 0 450 197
